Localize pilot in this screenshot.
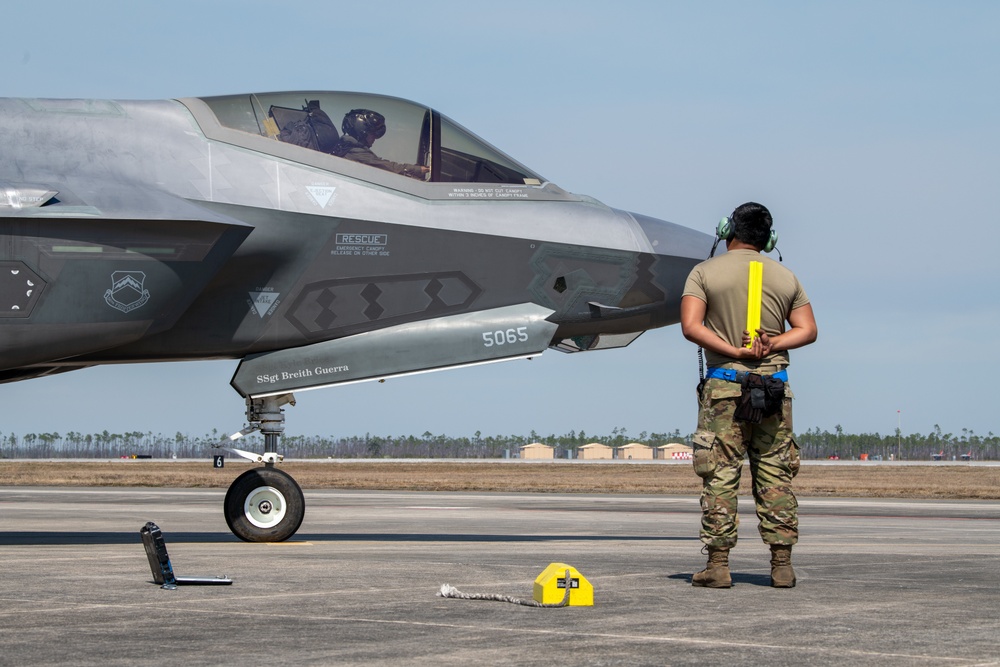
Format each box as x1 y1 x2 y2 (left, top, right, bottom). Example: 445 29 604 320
679 202 817 589
332 109 429 180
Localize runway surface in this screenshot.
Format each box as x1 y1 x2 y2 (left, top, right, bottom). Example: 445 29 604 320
0 487 997 666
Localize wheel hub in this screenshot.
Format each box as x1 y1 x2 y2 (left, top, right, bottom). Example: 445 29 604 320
244 485 287 529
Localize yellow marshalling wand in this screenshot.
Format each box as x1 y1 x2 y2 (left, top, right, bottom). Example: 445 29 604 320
746 261 763 347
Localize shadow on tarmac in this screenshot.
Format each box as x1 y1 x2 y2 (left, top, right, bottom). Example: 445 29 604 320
666 571 773 587
0 530 700 546
0 531 239 546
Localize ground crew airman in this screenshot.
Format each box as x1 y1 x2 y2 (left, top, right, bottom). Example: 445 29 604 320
680 202 817 588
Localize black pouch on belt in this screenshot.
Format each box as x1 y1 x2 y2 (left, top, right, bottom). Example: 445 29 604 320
734 373 785 423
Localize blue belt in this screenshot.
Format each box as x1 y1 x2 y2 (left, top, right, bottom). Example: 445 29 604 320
705 368 787 383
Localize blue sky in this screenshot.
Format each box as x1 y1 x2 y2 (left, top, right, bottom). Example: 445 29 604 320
2 1 997 442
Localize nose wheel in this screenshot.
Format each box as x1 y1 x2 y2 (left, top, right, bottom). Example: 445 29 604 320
225 467 305 542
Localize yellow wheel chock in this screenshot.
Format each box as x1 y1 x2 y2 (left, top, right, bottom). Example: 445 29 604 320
533 562 593 606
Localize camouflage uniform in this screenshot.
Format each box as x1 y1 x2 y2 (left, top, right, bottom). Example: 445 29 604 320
693 377 800 548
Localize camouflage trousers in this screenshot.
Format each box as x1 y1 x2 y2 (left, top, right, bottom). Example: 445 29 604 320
692 377 800 549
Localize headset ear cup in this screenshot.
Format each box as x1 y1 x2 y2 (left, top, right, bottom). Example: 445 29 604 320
764 229 778 253
717 217 733 241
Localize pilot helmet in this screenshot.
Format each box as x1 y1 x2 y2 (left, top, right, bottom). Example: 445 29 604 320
342 109 387 143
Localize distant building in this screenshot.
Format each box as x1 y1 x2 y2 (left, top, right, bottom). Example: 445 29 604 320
658 443 693 460
519 442 554 459
618 443 653 460
578 442 613 460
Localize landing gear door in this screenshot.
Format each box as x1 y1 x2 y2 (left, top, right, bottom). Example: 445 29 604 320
231 303 557 398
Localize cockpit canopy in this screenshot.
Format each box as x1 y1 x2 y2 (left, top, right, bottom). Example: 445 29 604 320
198 92 543 185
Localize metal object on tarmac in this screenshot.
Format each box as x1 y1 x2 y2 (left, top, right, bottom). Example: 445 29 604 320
139 521 232 589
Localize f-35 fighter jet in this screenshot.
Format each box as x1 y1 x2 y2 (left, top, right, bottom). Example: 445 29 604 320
0 91 711 541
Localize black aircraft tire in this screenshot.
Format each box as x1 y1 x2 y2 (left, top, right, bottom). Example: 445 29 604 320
224 467 305 542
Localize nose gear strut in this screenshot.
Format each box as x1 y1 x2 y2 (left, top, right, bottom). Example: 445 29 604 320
216 393 306 542
223 393 296 464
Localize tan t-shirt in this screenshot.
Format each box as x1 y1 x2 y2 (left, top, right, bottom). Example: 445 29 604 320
683 248 810 372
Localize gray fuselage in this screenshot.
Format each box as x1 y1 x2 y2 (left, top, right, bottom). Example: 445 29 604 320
0 93 711 387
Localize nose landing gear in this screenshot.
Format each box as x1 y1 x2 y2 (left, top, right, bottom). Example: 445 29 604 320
220 394 305 542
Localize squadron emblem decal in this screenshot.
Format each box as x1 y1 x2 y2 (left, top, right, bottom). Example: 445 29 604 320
104 271 150 313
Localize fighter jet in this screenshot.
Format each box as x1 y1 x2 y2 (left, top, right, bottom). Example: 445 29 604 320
0 91 712 541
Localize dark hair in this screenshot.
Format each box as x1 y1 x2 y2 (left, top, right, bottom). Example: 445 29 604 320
730 202 773 249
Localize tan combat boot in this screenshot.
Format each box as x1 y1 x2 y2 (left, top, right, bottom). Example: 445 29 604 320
692 546 732 588
769 544 796 588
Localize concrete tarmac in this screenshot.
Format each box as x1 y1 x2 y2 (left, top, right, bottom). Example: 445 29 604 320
0 486 997 666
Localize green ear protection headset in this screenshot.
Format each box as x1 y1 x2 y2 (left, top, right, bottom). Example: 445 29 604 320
716 216 778 253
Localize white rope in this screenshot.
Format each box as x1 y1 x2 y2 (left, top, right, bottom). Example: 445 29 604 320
437 569 572 608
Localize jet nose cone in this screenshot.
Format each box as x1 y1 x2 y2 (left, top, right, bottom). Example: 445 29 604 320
624 210 714 260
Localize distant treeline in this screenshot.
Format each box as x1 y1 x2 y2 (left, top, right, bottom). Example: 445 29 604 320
0 424 996 461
